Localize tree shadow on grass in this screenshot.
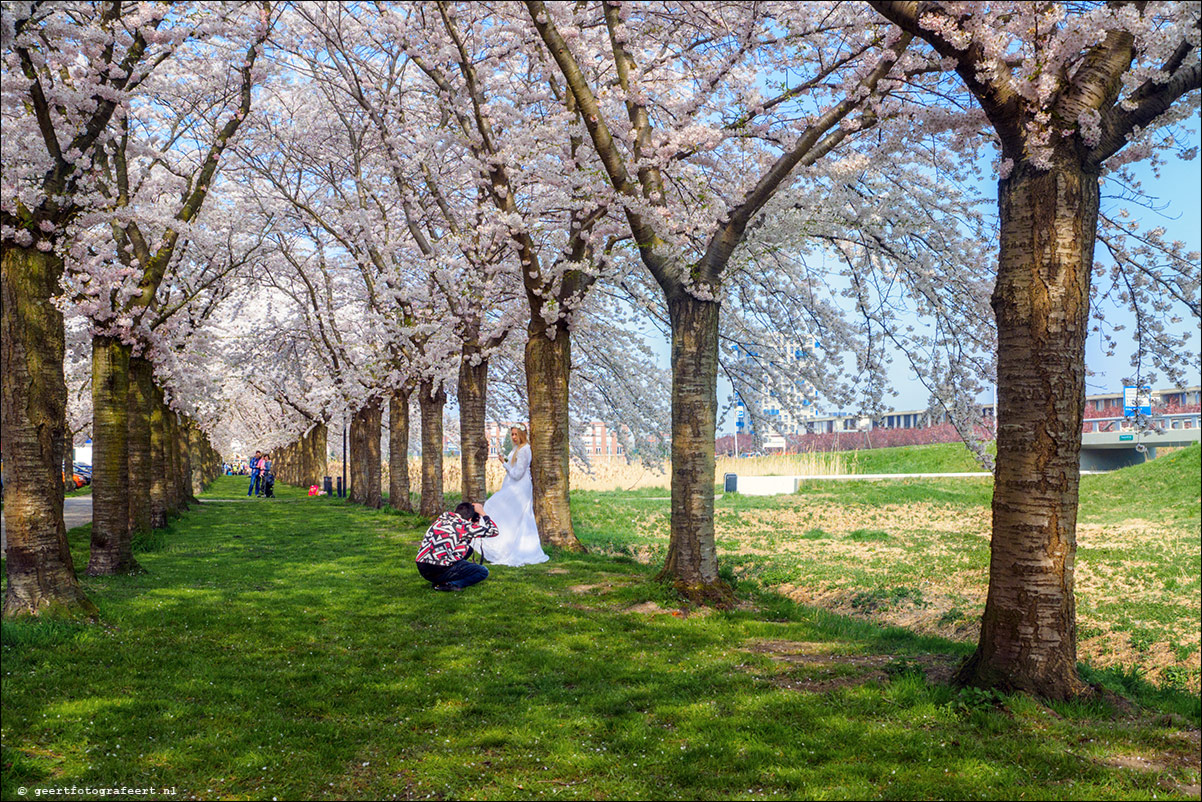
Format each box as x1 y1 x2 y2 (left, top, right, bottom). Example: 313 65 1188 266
2 476 1199 800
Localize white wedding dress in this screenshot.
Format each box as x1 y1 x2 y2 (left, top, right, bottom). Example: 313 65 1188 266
480 444 549 566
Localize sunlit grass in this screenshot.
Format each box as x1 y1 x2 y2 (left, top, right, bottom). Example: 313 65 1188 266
575 446 1202 693
2 472 1199 800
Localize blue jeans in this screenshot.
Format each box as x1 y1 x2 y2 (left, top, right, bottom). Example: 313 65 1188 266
416 559 489 589
248 470 260 496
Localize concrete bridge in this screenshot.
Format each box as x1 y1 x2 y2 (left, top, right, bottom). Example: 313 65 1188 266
1079 426 1200 471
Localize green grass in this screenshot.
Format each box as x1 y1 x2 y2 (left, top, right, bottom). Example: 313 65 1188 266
1079 444 1202 527
845 442 994 474
65 484 92 497
575 445 1202 694
3 475 1200 799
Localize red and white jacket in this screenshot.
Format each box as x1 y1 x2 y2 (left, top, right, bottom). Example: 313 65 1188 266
415 511 499 566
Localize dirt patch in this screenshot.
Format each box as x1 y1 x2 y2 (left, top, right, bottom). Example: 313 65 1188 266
546 568 570 575
741 639 958 691
626 601 671 615
567 574 638 595
1100 751 1202 798
624 601 712 618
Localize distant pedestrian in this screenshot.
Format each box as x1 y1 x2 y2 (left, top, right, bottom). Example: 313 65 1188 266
247 450 262 497
262 454 275 498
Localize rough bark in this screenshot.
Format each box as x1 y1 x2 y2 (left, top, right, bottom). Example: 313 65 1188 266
88 335 138 575
175 413 193 506
307 423 327 487
389 389 413 512
954 156 1095 700
349 399 383 508
180 417 197 503
165 409 184 512
524 325 586 551
163 406 177 513
149 387 169 529
458 355 489 504
188 422 204 496
127 355 153 534
418 379 446 518
63 442 75 496
658 294 732 605
1 244 97 618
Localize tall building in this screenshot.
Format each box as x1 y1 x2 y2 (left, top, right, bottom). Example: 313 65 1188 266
732 337 819 436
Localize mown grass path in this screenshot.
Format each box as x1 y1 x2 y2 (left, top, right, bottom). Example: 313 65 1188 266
2 476 1200 800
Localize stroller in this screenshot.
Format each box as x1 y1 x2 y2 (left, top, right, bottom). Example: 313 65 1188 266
262 470 276 498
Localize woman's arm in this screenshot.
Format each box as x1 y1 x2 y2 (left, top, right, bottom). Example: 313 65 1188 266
505 445 531 481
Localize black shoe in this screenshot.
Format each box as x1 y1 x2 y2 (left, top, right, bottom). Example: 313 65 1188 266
433 583 463 592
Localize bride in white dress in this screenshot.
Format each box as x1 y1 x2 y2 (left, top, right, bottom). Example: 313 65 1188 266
480 427 549 566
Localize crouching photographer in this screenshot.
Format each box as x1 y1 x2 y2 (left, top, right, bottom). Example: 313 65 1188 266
414 501 499 592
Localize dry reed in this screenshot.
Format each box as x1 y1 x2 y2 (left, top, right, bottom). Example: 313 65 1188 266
330 450 847 498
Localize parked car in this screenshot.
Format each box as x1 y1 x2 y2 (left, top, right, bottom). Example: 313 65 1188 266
64 462 91 489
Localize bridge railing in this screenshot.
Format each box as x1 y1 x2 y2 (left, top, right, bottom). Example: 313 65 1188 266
1083 412 1200 433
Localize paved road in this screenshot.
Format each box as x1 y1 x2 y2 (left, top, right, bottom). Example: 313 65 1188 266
1 496 92 550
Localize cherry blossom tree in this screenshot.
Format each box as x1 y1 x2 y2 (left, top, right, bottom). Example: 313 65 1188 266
1 0 193 617
64 1 272 574
525 0 932 601
869 0 1201 699
390 1 641 548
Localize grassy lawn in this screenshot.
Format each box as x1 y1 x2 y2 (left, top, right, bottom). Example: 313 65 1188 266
2 465 1200 800
844 442 994 474
574 445 1202 693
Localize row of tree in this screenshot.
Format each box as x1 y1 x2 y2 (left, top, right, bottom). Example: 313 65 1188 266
3 2 1198 703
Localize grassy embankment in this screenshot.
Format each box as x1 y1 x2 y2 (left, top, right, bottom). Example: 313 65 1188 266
2 452 1199 800
574 445 1202 691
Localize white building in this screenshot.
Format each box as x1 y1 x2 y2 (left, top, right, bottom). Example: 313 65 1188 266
733 337 819 436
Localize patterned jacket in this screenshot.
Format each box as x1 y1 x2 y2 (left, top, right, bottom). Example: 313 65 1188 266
415 511 500 566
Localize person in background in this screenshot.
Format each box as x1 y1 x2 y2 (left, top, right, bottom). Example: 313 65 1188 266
261 453 275 498
247 450 262 497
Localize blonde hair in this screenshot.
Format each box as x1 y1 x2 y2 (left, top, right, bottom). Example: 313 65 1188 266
509 426 528 463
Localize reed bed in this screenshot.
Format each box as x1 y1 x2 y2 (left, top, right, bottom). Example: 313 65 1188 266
329 450 850 498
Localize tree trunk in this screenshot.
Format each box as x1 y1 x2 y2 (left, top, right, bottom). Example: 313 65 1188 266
418 379 446 518
163 406 178 514
149 387 169 529
88 335 138 575
1 243 96 618
658 293 731 605
458 355 489 504
308 423 327 487
188 422 205 496
127 356 153 534
954 156 1095 700
63 442 75 496
525 324 586 551
165 409 182 512
174 412 192 507
389 389 413 512
181 417 198 502
349 409 366 502
282 442 292 486
349 399 383 508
